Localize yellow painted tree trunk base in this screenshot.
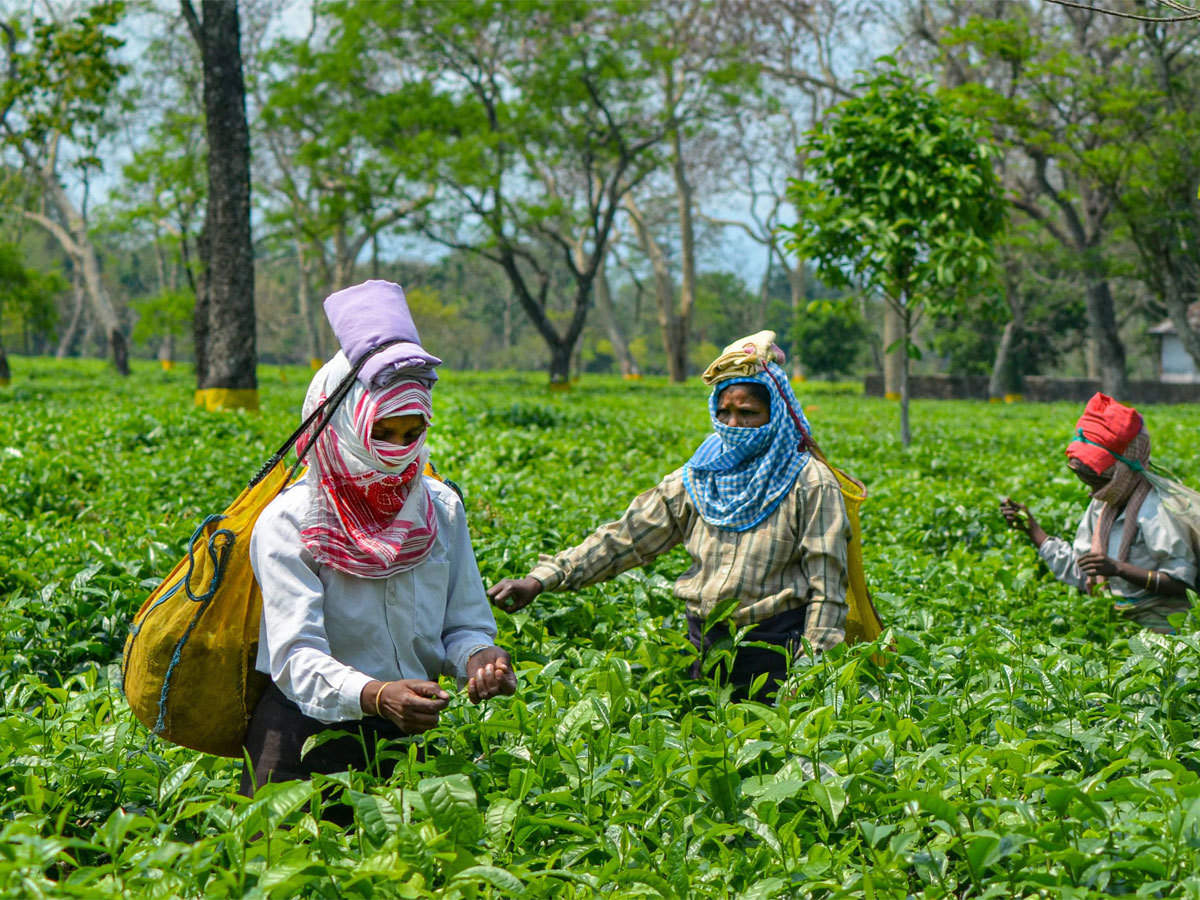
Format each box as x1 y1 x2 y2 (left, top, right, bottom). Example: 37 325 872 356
195 388 259 412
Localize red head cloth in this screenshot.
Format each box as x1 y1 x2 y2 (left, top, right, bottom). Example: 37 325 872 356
1066 393 1143 475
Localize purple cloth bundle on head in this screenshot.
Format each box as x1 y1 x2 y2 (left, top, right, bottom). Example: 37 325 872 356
323 280 442 388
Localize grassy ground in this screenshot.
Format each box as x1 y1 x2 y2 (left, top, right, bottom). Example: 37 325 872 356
1 357 1199 897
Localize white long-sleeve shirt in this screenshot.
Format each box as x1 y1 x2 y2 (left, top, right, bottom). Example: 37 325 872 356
1039 489 1197 597
250 476 497 723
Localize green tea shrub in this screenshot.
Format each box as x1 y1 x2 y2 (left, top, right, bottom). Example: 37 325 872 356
3 360 1200 897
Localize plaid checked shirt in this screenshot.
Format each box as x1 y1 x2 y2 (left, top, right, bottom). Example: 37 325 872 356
528 460 850 651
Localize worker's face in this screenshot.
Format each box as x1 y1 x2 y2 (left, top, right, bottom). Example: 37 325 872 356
371 414 427 447
715 385 770 428
1068 457 1110 494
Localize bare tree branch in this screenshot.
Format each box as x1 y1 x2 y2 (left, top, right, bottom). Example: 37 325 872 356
1046 0 1200 22
180 0 203 47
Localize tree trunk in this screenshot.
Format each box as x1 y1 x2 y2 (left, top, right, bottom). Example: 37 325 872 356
496 249 587 387
758 247 772 330
592 250 639 377
502 291 513 348
56 272 86 359
193 235 210 385
159 332 175 368
1155 250 1200 377
1085 276 1126 398
23 200 128 374
296 238 323 366
786 259 807 380
988 321 1019 400
988 267 1025 399
548 340 572 385
670 127 696 384
625 195 682 380
883 302 904 398
0 337 9 385
186 0 257 407
899 302 911 448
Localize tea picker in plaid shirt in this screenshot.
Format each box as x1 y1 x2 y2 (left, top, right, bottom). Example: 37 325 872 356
488 332 850 699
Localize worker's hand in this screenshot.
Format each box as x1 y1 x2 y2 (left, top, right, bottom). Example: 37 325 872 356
466 646 518 703
363 679 450 733
1000 497 1048 547
487 576 543 613
1000 497 1036 534
1077 551 1119 578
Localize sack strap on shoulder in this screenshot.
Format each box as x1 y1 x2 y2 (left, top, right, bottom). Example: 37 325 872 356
247 343 400 488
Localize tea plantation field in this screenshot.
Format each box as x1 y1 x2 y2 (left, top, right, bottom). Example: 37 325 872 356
2 357 1200 898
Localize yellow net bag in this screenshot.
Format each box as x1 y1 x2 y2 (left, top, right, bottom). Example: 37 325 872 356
814 451 883 645
122 463 286 757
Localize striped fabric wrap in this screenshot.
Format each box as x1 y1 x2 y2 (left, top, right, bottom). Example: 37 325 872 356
298 353 437 578
683 360 813 532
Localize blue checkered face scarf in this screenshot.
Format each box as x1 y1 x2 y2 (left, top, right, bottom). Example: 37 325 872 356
682 362 812 532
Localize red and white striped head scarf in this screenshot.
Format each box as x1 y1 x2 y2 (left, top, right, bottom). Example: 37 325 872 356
297 353 438 578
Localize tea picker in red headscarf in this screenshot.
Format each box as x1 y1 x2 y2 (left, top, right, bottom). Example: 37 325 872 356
241 281 516 803
1001 393 1199 633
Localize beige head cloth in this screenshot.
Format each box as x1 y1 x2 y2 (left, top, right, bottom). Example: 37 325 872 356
701 330 787 386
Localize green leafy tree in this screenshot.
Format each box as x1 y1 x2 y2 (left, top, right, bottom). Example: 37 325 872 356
312 0 666 384
616 0 761 382
1105 25 1200 373
0 2 129 373
793 300 868 380
787 66 1005 445
923 5 1149 398
0 242 66 384
256 29 435 365
131 288 193 368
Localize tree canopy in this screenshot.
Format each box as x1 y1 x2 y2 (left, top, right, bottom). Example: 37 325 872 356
788 66 1006 444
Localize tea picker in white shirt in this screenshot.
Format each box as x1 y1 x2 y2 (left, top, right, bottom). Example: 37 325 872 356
241 281 515 800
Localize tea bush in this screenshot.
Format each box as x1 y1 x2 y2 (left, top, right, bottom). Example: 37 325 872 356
2 358 1199 897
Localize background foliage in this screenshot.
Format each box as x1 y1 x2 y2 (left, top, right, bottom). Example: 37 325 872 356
2 0 1196 389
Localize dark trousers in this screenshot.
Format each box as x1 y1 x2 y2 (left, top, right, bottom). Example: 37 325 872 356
686 606 809 701
240 683 415 824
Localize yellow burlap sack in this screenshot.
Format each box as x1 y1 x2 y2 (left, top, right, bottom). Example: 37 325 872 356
122 461 287 757
122 460 298 756
123 459 450 757
820 458 883 645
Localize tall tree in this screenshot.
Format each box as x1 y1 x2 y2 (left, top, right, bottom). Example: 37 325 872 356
789 67 1005 446
915 2 1143 397
181 0 256 409
0 3 129 373
315 0 667 384
256 27 434 364
617 0 760 382
713 0 873 380
1110 23 1200 372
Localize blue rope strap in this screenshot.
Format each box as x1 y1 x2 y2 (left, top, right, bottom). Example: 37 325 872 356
183 514 234 603
153 515 236 735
